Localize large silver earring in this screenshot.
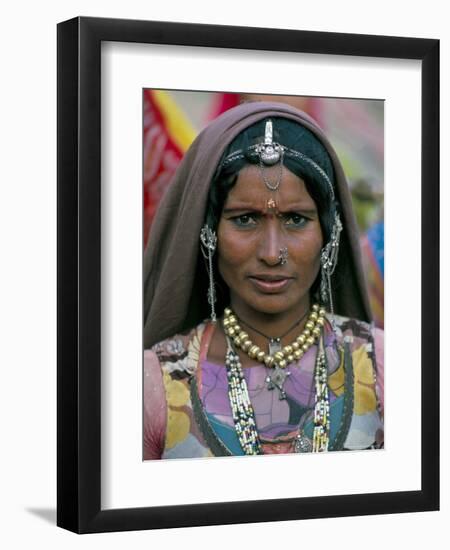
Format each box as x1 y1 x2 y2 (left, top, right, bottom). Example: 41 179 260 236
200 225 218 323
320 212 343 322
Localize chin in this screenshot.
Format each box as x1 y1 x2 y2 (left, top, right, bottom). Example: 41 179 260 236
246 294 301 316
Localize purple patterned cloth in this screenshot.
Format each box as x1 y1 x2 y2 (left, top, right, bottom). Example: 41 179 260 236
201 341 340 438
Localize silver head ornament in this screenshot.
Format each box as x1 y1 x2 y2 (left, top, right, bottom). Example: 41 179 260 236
255 120 284 191
256 120 283 165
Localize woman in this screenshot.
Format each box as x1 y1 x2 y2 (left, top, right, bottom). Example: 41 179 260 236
143 101 384 459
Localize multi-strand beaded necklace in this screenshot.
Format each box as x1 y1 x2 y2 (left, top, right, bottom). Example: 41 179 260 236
222 304 330 455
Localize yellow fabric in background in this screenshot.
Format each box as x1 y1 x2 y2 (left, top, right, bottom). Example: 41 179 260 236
352 346 377 415
152 90 196 152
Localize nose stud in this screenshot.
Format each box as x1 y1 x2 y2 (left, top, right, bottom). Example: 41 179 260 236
278 247 288 266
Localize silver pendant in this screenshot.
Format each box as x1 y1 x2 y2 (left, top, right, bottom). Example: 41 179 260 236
260 144 281 165
268 337 282 355
266 366 290 399
258 120 282 165
294 431 313 453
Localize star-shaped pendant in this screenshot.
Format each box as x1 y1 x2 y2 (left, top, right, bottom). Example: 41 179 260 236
266 366 290 399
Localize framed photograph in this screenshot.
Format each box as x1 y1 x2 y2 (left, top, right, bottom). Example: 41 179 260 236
57 16 439 533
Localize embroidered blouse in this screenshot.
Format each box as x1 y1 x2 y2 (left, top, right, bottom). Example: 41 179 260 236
143 315 384 459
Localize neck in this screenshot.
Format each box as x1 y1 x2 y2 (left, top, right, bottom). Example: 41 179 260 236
228 296 312 350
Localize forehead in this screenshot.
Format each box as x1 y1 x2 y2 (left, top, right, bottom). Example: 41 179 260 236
225 164 315 207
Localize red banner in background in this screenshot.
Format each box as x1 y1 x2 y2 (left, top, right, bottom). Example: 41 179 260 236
143 90 196 247
143 91 242 247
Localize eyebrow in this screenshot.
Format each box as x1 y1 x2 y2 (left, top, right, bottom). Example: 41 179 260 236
222 205 318 215
222 206 259 214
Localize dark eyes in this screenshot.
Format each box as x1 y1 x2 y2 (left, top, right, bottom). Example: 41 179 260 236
233 214 257 226
284 213 306 227
232 213 308 228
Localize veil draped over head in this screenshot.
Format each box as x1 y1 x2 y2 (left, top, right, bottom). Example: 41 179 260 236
143 101 371 348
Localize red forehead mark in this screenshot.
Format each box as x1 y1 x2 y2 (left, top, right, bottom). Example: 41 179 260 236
265 197 278 215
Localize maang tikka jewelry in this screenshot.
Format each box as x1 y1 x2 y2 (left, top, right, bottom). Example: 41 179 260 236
256 120 284 191
220 120 335 203
278 247 288 266
200 224 218 323
320 211 343 323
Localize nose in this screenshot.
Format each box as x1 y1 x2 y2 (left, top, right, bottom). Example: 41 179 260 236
257 220 284 266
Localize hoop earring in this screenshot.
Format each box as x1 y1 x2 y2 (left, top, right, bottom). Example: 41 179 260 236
320 212 342 326
200 225 218 323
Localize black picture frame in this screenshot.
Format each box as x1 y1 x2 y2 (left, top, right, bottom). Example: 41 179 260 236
57 16 439 534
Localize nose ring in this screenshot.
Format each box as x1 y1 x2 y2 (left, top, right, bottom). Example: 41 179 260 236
278 247 288 266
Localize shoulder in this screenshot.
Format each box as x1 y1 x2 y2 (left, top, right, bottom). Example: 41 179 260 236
330 313 373 340
329 313 384 413
143 321 208 460
328 313 384 377
329 313 383 350
147 321 208 378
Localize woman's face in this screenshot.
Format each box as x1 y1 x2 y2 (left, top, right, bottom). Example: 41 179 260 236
217 164 323 319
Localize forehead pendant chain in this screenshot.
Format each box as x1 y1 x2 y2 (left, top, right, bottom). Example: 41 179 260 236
257 120 284 191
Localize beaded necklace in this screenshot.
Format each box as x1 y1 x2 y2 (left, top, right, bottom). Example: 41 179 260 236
224 328 330 455
223 304 326 399
223 304 326 367
238 309 309 356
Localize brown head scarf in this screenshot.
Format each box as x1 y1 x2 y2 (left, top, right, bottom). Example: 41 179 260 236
143 101 371 348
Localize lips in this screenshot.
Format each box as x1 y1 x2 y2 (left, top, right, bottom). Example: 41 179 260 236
248 274 293 293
